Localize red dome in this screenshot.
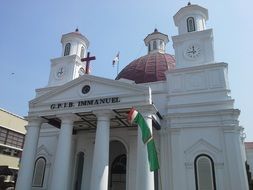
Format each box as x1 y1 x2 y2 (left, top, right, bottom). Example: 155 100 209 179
115 52 176 84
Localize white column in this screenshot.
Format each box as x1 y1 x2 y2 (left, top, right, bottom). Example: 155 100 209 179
128 136 137 190
170 128 186 190
223 127 249 190
16 117 43 190
159 126 171 190
50 114 77 190
136 111 155 190
90 110 112 190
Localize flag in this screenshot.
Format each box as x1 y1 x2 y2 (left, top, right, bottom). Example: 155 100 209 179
128 108 159 171
112 52 120 66
152 116 161 130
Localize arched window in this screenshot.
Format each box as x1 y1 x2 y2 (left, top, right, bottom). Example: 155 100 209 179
32 157 46 187
110 154 126 189
160 40 164 51
74 152 84 190
64 43 71 56
148 43 151 52
187 17 195 32
153 40 157 50
194 154 216 190
80 46 85 58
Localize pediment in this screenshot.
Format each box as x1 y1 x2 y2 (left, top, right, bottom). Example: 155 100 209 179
29 75 151 113
185 138 221 154
36 145 52 163
184 138 222 162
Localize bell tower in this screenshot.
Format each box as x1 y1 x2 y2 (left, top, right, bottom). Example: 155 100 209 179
47 29 89 87
172 3 215 68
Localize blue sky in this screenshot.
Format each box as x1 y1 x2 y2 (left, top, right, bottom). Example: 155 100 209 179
1 0 253 140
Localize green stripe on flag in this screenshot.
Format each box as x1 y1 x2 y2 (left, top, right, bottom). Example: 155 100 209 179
147 139 159 171
134 112 152 143
130 110 159 171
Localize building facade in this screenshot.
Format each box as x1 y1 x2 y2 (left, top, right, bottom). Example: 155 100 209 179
0 108 27 188
16 3 249 190
244 142 253 189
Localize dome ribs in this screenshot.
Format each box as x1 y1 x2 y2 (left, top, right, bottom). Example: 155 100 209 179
116 53 176 84
134 56 146 83
144 53 155 83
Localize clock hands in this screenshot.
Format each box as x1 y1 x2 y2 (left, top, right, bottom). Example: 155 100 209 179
187 46 197 54
185 45 200 59
57 67 64 77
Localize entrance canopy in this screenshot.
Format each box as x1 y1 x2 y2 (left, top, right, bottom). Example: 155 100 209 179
41 108 132 131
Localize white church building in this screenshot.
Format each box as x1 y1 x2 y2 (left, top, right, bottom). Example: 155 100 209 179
16 3 250 190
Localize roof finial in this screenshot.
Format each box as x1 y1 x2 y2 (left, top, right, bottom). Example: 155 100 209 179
187 1 191 6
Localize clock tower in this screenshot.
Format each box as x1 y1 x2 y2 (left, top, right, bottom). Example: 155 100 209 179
47 29 89 87
172 3 215 68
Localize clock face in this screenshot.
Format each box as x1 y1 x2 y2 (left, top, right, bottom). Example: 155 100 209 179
185 45 201 59
55 66 65 79
78 67 85 76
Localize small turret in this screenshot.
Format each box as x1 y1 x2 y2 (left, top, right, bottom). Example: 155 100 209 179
144 29 169 54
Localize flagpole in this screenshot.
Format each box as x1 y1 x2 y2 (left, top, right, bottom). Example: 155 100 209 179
117 59 119 75
159 170 163 190
113 51 120 76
